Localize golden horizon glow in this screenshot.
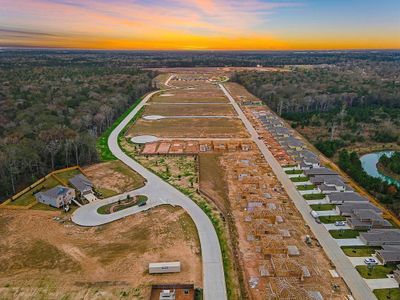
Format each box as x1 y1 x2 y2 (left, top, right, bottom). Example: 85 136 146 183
1 0 400 50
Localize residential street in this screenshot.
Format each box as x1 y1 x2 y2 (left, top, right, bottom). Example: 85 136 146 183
72 83 227 300
220 83 376 300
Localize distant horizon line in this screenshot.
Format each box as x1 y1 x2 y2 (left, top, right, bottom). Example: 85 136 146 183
1 46 400 52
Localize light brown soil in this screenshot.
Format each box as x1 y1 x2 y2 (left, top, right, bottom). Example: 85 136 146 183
143 103 236 116
83 161 146 194
0 206 201 299
127 117 249 139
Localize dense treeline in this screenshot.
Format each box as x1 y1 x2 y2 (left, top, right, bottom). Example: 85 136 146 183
339 150 400 216
1 49 400 69
380 152 400 175
0 57 155 199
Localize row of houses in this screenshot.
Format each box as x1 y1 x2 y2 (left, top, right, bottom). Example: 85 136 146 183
35 174 93 208
256 111 400 265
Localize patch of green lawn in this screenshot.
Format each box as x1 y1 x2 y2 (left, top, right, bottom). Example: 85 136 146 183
304 193 326 200
10 176 59 206
356 265 396 279
329 229 365 239
285 170 304 175
291 176 309 182
96 187 118 199
297 184 316 191
374 288 400 300
341 246 382 257
55 169 81 184
96 97 145 161
310 203 335 210
319 215 346 223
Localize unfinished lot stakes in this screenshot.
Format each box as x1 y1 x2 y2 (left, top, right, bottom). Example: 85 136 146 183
122 71 349 299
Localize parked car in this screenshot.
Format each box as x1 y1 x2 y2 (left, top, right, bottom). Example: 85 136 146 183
335 221 346 226
364 258 378 265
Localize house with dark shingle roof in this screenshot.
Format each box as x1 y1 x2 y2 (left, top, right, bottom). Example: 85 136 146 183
347 209 392 230
360 229 400 246
35 185 75 208
327 192 369 204
69 174 93 195
336 202 381 216
376 245 400 264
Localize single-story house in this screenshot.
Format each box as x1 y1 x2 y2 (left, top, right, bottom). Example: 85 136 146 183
69 174 93 195
35 185 75 208
360 229 400 246
376 245 400 264
304 167 338 176
299 157 321 170
272 127 290 137
280 136 305 151
311 175 347 192
347 209 392 230
327 192 369 204
336 202 382 216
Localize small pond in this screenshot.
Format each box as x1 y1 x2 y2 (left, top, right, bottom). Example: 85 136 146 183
360 151 400 187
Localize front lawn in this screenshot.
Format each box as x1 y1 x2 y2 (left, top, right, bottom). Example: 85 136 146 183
285 170 304 175
297 184 316 191
356 265 396 279
374 288 400 300
291 176 310 182
329 229 364 239
304 193 326 200
10 176 60 207
341 246 382 257
310 203 336 211
319 215 346 223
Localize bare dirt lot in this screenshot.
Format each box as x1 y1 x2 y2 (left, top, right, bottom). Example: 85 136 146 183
127 117 249 139
143 103 236 116
150 95 228 103
83 161 146 196
0 206 201 300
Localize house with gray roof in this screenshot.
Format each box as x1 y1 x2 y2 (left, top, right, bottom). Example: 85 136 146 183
280 136 305 151
359 229 400 246
327 192 369 204
376 245 400 264
69 174 93 195
347 209 392 230
35 185 75 208
336 202 381 216
304 167 338 176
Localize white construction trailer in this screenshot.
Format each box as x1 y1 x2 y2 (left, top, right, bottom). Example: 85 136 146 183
149 262 181 274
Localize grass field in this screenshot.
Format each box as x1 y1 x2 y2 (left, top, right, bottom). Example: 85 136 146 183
304 193 326 200
374 288 400 300
127 117 249 138
341 246 381 257
54 169 81 184
291 176 310 182
143 103 236 116
310 203 336 210
96 96 146 161
198 153 229 213
9 176 60 206
319 215 346 223
356 265 395 279
329 229 364 239
297 184 316 190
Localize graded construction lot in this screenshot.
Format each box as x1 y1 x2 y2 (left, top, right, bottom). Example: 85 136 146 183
83 161 146 198
0 206 201 299
127 117 249 139
150 94 229 103
143 103 236 116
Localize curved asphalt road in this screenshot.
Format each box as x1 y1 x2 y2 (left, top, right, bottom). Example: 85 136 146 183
72 83 227 300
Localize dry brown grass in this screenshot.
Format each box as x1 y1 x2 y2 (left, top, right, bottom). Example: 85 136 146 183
127 117 249 139
0 206 201 299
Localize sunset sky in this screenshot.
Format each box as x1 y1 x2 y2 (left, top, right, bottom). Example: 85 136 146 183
1 0 400 50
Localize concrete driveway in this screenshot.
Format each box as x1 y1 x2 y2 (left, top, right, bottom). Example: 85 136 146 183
72 81 227 300
336 238 366 246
